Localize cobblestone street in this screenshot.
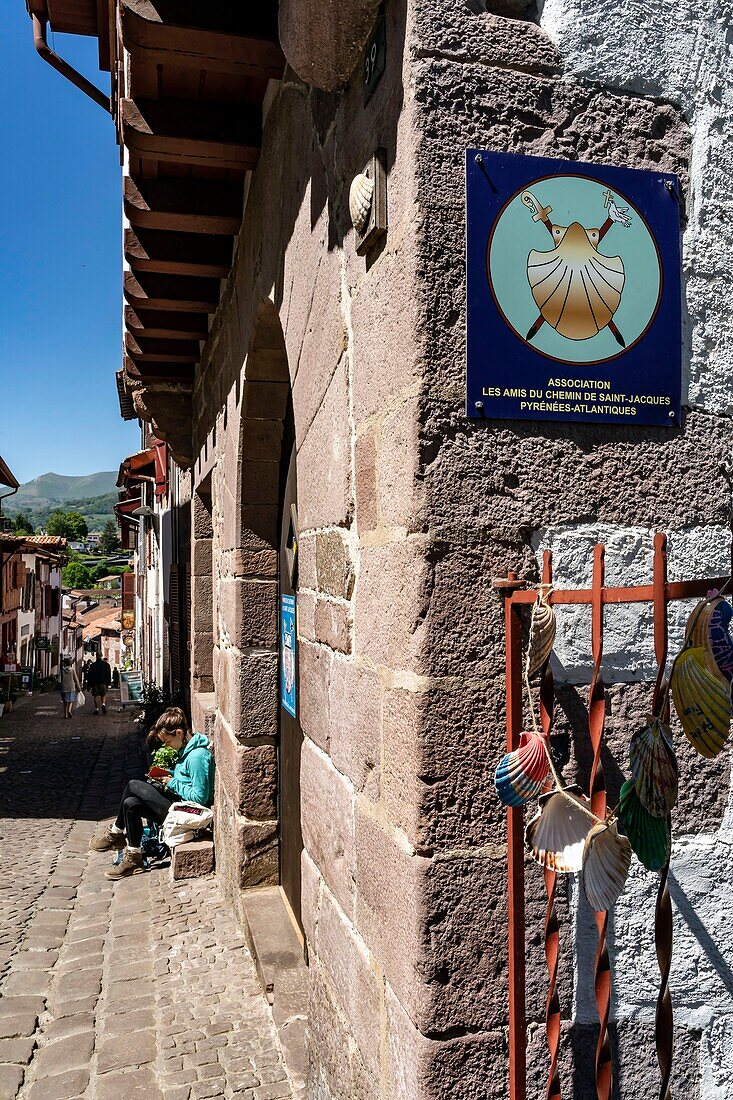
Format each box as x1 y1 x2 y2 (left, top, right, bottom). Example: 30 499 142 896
0 694 293 1100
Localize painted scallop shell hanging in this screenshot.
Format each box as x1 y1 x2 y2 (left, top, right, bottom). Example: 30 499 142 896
527 594 556 679
708 598 733 682
527 223 625 341
494 731 550 807
684 595 733 683
670 645 731 759
618 779 670 872
526 787 591 873
582 820 632 912
629 716 678 818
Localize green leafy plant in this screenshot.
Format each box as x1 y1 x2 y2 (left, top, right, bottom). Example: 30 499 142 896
151 745 179 770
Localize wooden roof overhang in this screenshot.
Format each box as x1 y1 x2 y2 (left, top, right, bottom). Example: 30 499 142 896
28 0 285 466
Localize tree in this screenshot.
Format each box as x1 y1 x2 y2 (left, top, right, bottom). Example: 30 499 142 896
12 513 34 535
99 519 121 555
46 510 89 540
62 561 96 589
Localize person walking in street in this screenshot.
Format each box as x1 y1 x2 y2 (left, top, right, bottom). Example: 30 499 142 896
87 653 112 715
59 657 81 719
89 707 214 879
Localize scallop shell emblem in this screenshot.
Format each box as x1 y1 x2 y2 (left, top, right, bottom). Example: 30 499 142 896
527 221 625 341
582 820 632 912
629 716 678 819
526 787 591 873
618 779 670 872
527 594 556 679
494 731 550 807
671 645 731 759
349 172 374 235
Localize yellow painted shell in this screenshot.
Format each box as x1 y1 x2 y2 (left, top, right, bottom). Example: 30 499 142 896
527 595 556 679
582 820 632 912
527 222 625 340
526 787 591 873
349 172 374 234
670 645 731 759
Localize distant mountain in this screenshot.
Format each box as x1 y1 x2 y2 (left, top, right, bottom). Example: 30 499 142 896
3 472 119 533
6 472 117 509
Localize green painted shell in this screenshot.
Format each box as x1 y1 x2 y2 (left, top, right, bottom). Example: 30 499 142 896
618 779 670 872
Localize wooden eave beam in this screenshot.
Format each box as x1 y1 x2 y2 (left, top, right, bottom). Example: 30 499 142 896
121 0 285 79
121 97 261 173
124 270 220 313
125 305 208 340
124 227 233 279
125 355 195 384
125 333 200 363
124 176 243 235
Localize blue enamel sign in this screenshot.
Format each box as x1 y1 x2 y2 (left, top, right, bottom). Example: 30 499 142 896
280 594 297 718
466 150 682 426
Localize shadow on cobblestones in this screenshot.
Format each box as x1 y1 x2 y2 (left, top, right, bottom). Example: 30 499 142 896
0 694 292 1100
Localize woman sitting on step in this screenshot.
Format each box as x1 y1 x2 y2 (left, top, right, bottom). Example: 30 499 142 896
89 706 214 880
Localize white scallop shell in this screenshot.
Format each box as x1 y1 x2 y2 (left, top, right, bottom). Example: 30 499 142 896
349 172 374 234
582 820 632 912
525 787 591 873
527 596 556 679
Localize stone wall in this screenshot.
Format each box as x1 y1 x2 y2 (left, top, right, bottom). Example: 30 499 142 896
185 0 733 1095
409 0 733 1096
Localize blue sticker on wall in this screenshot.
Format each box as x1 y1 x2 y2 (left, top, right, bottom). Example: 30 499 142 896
466 150 682 426
280 594 297 718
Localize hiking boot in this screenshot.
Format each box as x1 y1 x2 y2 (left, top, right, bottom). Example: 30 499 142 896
89 827 126 852
105 850 144 879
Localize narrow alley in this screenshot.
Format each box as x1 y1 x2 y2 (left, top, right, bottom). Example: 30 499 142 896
0 694 292 1100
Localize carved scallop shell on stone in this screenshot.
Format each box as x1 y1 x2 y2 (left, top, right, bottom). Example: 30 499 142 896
527 596 556 679
671 645 731 759
494 731 550 807
708 598 733 682
629 716 678 818
349 172 374 234
526 787 591 873
618 779 670 872
582 820 632 912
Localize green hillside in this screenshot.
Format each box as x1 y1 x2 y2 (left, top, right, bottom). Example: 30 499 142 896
4 473 119 533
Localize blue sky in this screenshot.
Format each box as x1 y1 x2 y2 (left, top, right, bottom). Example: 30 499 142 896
0 8 139 483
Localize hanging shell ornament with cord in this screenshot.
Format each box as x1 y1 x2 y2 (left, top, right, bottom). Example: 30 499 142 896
708 596 733 681
349 171 375 235
526 589 557 679
671 643 731 759
684 592 733 683
521 187 630 348
582 819 632 912
618 779 671 872
526 786 594 873
629 715 678 819
494 731 551 807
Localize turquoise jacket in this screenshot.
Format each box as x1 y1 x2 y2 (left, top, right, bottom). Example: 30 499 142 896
168 733 214 806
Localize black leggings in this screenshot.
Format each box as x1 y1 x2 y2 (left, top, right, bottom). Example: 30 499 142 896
115 779 180 848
